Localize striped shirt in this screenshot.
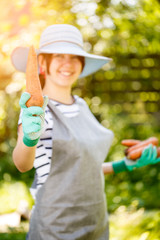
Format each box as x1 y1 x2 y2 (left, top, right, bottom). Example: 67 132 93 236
19 96 81 199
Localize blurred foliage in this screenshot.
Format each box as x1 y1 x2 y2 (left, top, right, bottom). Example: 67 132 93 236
110 206 160 240
0 181 33 214
0 233 26 240
0 0 159 219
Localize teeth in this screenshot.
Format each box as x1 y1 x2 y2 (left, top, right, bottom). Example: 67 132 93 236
60 72 72 76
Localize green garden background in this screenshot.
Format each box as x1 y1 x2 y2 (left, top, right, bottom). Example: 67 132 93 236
0 0 160 239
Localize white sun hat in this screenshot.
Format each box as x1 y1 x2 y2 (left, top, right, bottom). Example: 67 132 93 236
11 24 111 78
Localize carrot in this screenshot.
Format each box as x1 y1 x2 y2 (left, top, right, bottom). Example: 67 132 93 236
26 45 44 107
126 137 159 154
121 139 141 147
127 146 145 160
157 147 160 157
127 146 160 160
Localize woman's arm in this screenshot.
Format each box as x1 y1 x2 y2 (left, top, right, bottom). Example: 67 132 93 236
102 162 114 175
12 124 36 172
13 93 48 172
102 144 160 175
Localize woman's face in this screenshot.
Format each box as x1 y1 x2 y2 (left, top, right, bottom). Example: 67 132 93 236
43 54 83 89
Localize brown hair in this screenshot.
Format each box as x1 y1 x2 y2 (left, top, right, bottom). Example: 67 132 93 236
39 53 85 89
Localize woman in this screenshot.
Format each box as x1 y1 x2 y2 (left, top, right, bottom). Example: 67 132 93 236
11 24 160 240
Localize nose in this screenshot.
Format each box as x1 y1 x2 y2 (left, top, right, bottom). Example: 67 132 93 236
63 55 72 64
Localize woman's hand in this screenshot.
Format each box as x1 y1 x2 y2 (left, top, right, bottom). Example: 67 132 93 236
124 144 159 171
19 92 48 147
112 144 160 174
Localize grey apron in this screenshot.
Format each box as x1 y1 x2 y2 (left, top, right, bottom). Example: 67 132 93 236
28 99 114 240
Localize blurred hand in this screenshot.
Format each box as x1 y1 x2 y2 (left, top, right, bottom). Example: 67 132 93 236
124 144 159 171
19 92 48 147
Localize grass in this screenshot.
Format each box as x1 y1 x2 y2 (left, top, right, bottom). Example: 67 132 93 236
0 221 28 240
0 232 27 240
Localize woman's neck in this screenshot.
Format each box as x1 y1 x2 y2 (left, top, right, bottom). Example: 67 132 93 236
43 84 73 104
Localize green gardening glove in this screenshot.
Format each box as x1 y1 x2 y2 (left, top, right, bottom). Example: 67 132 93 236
19 92 48 147
112 144 160 173
124 144 159 171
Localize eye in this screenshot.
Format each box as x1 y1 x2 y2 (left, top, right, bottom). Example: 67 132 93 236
54 54 63 58
72 55 79 59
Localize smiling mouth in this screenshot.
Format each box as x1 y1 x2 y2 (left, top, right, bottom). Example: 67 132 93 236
59 71 73 76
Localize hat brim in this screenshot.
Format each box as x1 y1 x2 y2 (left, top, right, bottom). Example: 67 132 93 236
11 42 112 78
